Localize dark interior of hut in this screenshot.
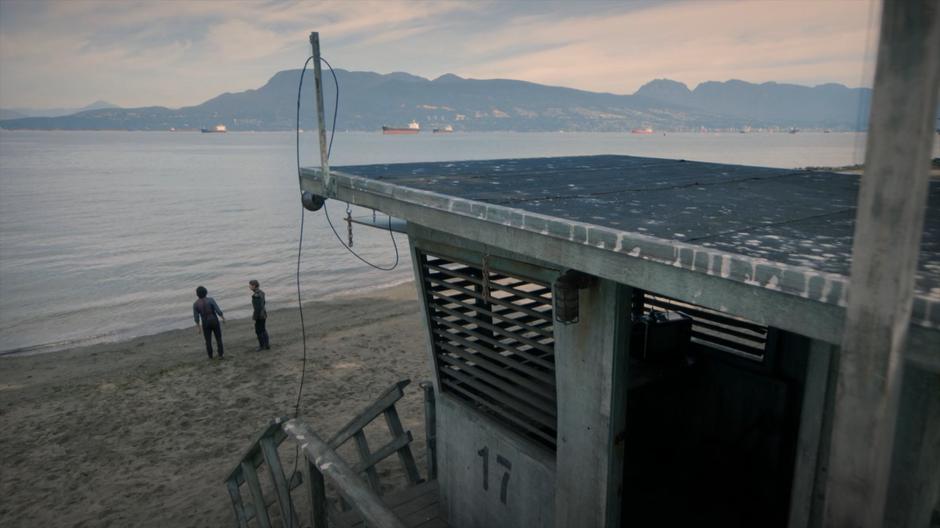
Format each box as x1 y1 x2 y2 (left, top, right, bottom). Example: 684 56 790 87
621 290 812 527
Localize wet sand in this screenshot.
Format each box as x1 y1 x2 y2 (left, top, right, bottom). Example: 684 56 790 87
0 282 431 527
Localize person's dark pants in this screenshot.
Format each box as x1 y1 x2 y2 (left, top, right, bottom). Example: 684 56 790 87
254 318 270 349
203 319 224 358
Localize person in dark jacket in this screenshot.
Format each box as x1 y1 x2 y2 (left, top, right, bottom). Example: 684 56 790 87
249 279 270 351
193 286 225 359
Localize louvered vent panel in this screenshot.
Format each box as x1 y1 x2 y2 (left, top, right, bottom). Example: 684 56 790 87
635 290 768 360
418 251 557 450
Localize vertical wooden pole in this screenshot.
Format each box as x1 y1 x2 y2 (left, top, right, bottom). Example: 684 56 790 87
241 461 273 528
309 32 332 194
302 457 328 528
824 1 940 526
226 479 250 528
260 437 294 526
384 407 424 485
884 366 940 527
788 340 835 528
420 380 438 480
354 430 383 492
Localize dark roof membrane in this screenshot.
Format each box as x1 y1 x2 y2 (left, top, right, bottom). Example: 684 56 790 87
324 155 940 327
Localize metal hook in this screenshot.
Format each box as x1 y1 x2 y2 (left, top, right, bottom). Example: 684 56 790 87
345 206 354 247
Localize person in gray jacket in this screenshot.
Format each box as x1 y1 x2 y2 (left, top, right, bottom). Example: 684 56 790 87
249 279 270 351
193 286 225 359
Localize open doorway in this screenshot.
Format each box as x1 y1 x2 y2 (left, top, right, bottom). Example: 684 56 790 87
621 290 806 527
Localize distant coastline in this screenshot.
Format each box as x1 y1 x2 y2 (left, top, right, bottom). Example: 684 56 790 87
0 68 896 133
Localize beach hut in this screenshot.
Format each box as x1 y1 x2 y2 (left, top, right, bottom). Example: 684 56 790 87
271 3 940 526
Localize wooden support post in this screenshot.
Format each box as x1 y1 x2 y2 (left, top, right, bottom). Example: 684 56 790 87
824 1 940 526
884 366 940 527
309 32 332 195
788 340 836 528
407 237 445 399
241 461 273 528
302 457 328 528
384 406 424 485
420 381 438 481
354 430 383 492
553 278 631 527
260 436 295 526
226 479 249 528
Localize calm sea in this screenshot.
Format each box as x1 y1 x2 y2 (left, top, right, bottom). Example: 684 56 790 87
0 130 934 355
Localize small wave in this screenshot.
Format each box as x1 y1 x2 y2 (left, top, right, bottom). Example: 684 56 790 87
0 331 121 358
318 276 414 302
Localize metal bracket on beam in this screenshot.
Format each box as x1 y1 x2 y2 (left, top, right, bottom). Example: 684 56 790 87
348 214 407 234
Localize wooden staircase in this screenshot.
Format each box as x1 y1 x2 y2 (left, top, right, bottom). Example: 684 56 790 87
224 380 446 528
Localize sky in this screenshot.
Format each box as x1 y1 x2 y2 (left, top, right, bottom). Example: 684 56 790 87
0 0 881 110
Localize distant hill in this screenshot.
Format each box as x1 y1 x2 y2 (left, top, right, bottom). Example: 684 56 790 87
0 109 28 120
635 79 872 129
0 71 876 132
0 100 120 119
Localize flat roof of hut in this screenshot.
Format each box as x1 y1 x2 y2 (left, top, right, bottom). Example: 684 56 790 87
305 155 939 347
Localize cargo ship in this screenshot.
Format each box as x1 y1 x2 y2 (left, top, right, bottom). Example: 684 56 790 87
631 127 654 135
432 125 454 134
382 120 420 135
201 124 227 133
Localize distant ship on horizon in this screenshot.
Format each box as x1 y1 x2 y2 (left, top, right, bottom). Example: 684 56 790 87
433 125 454 134
382 120 420 135
631 127 654 135
201 124 227 133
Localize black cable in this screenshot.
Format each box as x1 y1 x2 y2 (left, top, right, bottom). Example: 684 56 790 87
323 206 400 271
294 55 314 419
321 56 338 160
287 56 316 528
289 55 399 527
318 56 400 272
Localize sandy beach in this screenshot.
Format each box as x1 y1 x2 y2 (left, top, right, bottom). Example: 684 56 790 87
0 282 431 527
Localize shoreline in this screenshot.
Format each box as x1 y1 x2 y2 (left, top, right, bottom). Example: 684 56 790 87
0 281 432 527
0 276 416 359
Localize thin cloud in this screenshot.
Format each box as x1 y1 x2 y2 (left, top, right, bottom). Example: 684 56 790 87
0 0 879 109
458 0 878 93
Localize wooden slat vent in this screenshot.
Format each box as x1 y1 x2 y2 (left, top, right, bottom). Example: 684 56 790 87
417 251 557 450
635 290 769 360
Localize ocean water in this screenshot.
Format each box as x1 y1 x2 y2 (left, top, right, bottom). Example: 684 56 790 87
0 130 932 355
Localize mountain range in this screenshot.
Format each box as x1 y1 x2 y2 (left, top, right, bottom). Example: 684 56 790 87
0 100 120 120
0 69 878 132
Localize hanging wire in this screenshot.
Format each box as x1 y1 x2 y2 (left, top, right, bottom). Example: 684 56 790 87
289 54 401 527
317 56 400 271
286 54 319 528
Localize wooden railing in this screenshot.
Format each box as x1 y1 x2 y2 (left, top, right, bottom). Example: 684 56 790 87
326 380 423 495
224 380 424 528
285 420 407 528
